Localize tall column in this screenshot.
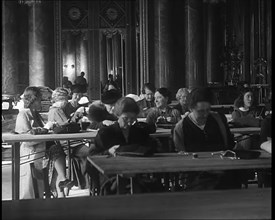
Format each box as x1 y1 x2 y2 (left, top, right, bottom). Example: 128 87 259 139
153 0 173 89
184 0 204 89
28 1 55 88
2 0 18 95
205 1 226 84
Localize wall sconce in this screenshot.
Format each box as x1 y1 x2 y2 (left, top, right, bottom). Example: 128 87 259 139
71 65 75 69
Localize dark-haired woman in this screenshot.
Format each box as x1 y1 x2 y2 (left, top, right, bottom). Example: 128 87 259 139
137 83 156 117
173 87 242 190
93 97 156 155
231 88 262 150
231 88 262 127
15 86 51 199
91 97 158 194
146 88 181 152
146 87 181 125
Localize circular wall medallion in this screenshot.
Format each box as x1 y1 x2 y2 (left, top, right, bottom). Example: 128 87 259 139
68 7 81 21
106 7 118 20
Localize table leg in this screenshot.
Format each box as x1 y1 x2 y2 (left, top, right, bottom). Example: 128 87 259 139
89 166 100 196
12 142 20 200
130 177 134 195
67 141 71 180
116 175 120 195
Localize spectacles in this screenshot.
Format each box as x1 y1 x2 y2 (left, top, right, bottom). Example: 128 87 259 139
195 108 210 115
121 116 137 125
211 150 240 160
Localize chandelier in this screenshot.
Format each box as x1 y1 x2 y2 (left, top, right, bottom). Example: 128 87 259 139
18 0 41 6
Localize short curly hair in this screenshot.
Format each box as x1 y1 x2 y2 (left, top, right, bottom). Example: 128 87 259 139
113 97 140 117
187 87 214 109
51 87 69 104
23 86 42 108
176 88 189 101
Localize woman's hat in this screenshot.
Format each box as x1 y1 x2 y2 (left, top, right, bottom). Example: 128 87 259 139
101 89 122 104
71 84 83 94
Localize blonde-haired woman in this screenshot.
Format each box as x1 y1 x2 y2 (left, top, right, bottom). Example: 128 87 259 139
15 86 49 199
174 88 190 115
48 87 73 197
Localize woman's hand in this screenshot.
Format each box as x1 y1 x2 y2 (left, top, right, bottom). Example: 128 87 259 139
108 145 120 156
102 120 115 126
166 117 172 122
181 111 189 119
156 116 166 123
44 121 55 130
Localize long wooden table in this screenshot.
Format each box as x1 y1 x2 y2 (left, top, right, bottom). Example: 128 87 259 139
88 151 271 194
150 127 261 138
88 151 271 176
2 131 98 200
2 188 271 219
1 126 262 200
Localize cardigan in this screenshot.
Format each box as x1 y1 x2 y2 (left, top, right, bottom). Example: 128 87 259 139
93 122 157 155
146 106 181 125
173 111 235 152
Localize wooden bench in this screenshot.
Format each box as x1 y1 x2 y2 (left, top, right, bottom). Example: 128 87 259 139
2 188 271 219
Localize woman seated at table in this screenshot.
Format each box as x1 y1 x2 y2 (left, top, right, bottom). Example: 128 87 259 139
174 88 190 116
257 113 272 187
63 84 86 122
15 86 50 199
87 100 117 130
49 88 90 192
137 82 156 117
231 88 262 127
231 88 262 150
47 87 76 197
91 97 158 194
146 87 181 126
173 87 242 190
146 87 181 152
260 114 272 154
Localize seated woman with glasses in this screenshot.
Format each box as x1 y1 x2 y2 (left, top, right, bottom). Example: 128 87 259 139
92 97 156 156
173 87 242 190
91 97 158 194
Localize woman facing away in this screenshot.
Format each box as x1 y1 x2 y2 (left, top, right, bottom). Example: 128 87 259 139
47 87 75 197
173 87 242 190
48 87 91 191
